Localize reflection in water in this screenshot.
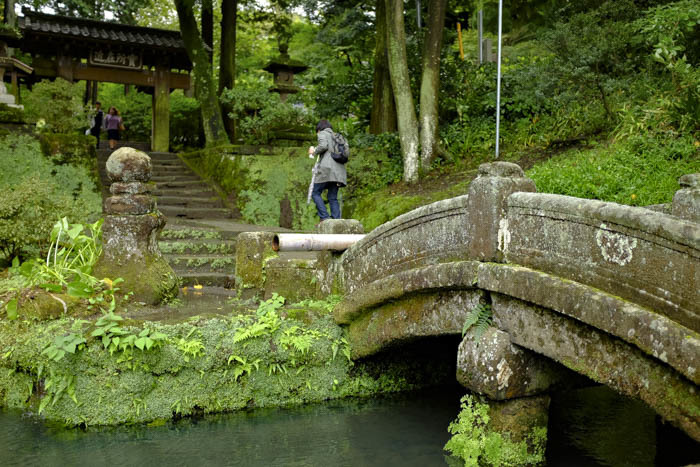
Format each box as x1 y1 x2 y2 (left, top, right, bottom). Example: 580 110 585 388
0 387 464 467
0 385 697 466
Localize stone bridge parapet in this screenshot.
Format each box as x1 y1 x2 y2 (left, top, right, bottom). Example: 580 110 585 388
326 163 700 441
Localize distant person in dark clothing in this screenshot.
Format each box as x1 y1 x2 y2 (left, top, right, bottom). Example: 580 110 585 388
89 101 103 149
104 106 123 150
308 119 347 222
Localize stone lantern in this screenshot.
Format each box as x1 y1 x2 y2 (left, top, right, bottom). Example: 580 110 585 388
263 44 308 102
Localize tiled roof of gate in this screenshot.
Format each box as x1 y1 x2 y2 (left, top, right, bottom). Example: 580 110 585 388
18 8 185 51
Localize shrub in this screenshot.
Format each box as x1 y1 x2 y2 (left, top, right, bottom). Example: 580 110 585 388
0 135 101 260
170 90 202 151
220 83 316 144
444 394 546 466
0 103 25 123
97 83 152 141
527 133 699 206
23 79 87 134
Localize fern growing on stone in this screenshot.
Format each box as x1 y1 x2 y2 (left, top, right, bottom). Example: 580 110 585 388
462 303 493 342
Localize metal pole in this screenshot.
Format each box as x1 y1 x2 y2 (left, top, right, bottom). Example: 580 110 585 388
495 0 503 158
478 10 483 64
272 234 366 252
416 0 422 29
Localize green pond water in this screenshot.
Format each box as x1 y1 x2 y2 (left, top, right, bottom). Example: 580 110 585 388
1 385 697 466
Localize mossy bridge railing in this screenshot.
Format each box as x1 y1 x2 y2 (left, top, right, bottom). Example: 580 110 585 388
243 163 700 441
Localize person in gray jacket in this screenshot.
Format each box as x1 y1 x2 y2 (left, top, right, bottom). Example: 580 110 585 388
308 119 347 222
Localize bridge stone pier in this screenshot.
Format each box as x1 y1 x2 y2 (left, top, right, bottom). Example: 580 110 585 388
241 162 700 442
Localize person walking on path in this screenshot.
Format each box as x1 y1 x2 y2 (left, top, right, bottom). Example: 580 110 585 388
89 101 103 149
104 106 124 150
308 119 347 223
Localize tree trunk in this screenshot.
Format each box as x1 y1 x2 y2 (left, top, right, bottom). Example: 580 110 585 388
419 0 447 168
202 0 214 65
3 0 16 26
385 0 420 182
219 0 238 141
370 0 397 134
174 0 229 147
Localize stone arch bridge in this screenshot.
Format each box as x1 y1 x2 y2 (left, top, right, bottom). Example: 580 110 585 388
239 163 700 441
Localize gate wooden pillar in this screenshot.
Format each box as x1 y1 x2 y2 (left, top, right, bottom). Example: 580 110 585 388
57 51 74 81
152 64 170 152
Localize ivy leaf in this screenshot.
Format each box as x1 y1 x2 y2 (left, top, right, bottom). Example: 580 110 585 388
5 298 18 320
39 283 63 293
67 280 93 298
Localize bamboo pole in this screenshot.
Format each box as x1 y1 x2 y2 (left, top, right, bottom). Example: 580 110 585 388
457 22 464 60
272 234 365 252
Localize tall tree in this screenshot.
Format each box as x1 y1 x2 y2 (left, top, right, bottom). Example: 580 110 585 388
201 0 214 64
419 0 446 167
370 0 397 134
21 0 150 24
4 0 16 26
219 0 238 140
174 0 229 146
385 0 419 182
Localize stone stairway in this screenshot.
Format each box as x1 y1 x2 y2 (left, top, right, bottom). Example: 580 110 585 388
97 147 240 287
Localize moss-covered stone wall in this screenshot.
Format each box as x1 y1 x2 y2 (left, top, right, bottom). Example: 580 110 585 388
0 308 454 427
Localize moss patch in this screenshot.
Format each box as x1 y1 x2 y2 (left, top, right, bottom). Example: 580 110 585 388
0 303 447 426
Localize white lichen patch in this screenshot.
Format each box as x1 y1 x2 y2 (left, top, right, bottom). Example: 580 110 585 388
496 358 513 390
498 217 511 253
595 223 637 266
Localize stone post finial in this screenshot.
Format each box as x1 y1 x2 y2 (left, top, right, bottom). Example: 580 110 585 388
466 161 536 262
93 147 178 304
673 173 700 223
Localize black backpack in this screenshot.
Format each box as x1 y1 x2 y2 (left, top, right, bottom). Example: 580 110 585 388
330 131 350 164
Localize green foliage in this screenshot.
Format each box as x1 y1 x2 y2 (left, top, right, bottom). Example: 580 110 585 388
290 295 343 315
444 394 547 466
233 294 285 344
527 134 699 206
170 90 202 150
92 312 168 358
0 103 25 123
637 0 700 66
177 337 205 362
220 83 315 144
8 218 103 292
38 369 78 414
42 333 86 362
462 303 493 342
23 80 87 134
97 83 152 141
0 135 101 260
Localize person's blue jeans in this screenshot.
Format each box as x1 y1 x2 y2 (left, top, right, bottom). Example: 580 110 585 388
312 182 340 220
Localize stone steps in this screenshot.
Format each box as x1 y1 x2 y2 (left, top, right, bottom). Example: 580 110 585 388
155 195 225 209
151 174 203 182
160 225 240 241
167 254 235 274
159 206 233 219
151 165 193 173
152 188 219 198
178 272 235 288
159 238 236 255
98 148 239 289
153 179 215 189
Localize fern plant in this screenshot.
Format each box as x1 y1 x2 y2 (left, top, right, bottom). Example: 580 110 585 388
462 303 493 342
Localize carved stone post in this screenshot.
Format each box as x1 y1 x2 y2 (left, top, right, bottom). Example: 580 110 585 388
672 173 700 223
466 162 536 262
93 147 179 304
